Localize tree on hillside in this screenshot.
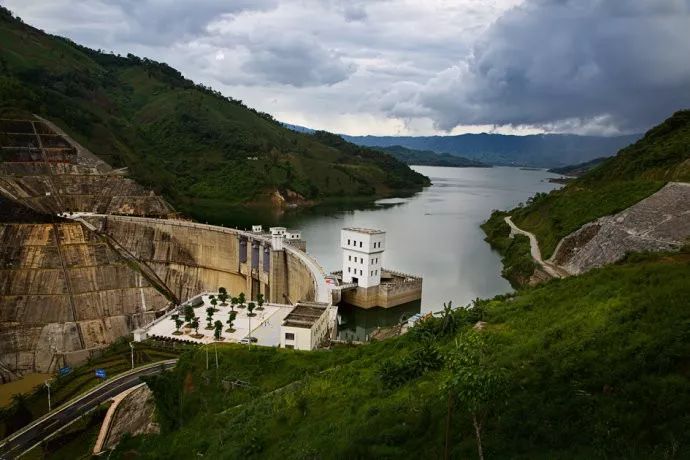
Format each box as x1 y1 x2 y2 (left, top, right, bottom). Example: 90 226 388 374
210 297 218 311
247 301 256 317
173 315 183 335
256 293 265 310
442 331 508 460
226 311 237 333
191 317 200 336
230 297 238 311
238 292 246 309
213 320 223 340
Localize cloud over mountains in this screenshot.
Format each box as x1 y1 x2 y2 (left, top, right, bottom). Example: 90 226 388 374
5 0 690 135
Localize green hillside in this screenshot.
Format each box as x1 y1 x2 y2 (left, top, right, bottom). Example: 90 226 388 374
375 145 489 167
0 7 428 218
110 249 690 459
510 110 690 258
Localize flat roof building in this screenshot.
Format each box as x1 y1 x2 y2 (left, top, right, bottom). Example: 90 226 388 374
280 302 333 350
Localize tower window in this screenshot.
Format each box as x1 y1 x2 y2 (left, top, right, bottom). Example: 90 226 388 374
359 241 362 248
348 267 351 273
348 255 351 261
359 270 362 275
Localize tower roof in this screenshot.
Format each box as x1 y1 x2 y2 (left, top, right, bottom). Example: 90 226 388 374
342 227 385 235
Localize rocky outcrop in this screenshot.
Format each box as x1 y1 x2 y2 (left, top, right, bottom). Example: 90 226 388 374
552 182 690 274
101 384 159 452
0 221 167 381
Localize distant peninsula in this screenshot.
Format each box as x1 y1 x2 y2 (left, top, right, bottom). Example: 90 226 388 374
375 145 489 168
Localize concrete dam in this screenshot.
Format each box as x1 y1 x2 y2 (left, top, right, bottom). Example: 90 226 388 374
0 116 330 380
1 213 331 380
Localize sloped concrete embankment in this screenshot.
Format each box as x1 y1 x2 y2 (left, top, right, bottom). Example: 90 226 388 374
551 182 690 274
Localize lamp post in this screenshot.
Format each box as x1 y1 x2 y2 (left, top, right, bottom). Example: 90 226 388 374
45 380 52 411
248 312 252 350
129 341 134 369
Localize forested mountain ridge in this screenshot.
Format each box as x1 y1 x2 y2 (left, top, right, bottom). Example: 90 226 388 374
0 7 428 220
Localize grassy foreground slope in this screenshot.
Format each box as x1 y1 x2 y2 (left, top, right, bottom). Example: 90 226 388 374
0 8 428 218
511 110 690 258
113 250 690 459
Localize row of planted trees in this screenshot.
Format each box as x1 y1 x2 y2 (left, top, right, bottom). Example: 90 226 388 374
170 288 266 341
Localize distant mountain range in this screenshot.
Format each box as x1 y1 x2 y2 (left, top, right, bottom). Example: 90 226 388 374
283 123 641 168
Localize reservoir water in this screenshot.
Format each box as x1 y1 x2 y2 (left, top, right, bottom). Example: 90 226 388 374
244 166 561 311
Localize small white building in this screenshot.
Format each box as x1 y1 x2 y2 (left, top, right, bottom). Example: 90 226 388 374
341 227 385 288
251 225 263 233
270 226 286 236
280 303 332 350
286 230 301 240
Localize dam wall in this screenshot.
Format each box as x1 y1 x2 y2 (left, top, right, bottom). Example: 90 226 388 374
81 215 327 306
0 222 165 381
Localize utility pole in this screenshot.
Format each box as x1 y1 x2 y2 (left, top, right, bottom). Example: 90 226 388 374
45 380 52 411
248 314 252 350
205 346 209 370
214 344 218 369
129 341 135 369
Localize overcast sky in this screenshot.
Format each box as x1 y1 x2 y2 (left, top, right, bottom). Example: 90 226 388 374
5 0 690 136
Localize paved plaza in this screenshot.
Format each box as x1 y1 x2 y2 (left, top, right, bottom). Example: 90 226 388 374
147 294 293 346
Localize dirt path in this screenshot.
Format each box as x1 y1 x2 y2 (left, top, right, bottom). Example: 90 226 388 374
504 216 570 278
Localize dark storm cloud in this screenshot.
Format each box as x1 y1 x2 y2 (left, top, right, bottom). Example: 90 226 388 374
395 0 690 133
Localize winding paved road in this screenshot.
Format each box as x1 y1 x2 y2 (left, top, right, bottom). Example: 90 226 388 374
0 360 176 459
504 216 570 278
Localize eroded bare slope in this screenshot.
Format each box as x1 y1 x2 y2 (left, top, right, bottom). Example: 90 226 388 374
552 182 690 274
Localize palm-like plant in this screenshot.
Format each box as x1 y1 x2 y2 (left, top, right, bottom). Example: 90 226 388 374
230 297 238 311
440 301 458 336
247 301 256 317
256 293 265 310
238 292 246 308
210 297 218 311
191 317 200 336
173 318 184 335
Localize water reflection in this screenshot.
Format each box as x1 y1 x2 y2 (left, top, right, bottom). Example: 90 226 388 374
337 300 421 342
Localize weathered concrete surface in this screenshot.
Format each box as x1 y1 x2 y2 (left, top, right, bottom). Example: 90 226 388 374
340 270 422 309
83 215 321 307
0 222 166 381
552 182 690 274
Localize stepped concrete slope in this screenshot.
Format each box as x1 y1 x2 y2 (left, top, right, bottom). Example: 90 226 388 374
0 118 174 217
0 222 166 382
552 182 690 274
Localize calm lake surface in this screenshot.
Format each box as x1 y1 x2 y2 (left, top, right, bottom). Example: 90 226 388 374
240 166 562 314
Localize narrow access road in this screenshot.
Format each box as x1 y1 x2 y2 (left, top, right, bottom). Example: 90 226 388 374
504 216 570 278
0 360 176 459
